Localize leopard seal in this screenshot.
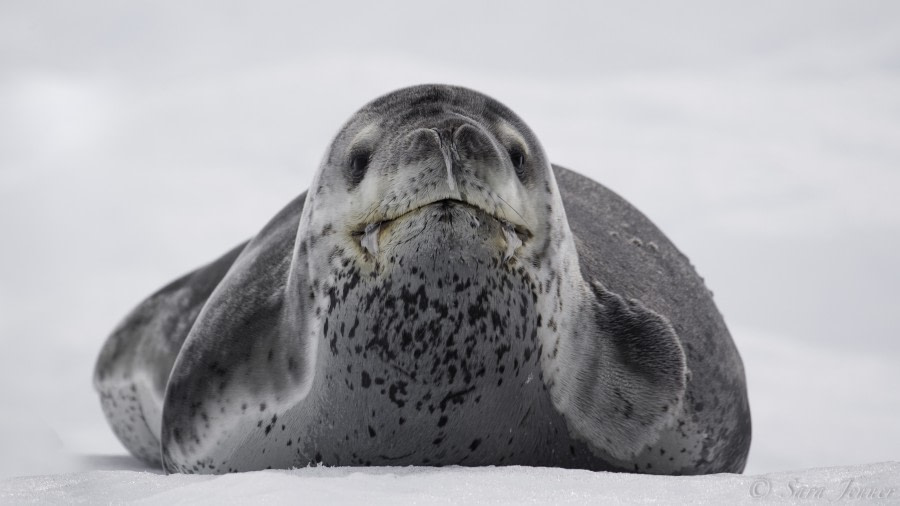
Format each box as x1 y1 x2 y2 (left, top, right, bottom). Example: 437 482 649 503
94 84 751 475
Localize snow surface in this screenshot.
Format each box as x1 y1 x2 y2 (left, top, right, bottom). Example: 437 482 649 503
2 0 900 502
2 462 899 505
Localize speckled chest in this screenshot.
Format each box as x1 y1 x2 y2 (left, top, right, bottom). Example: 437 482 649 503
298 205 578 466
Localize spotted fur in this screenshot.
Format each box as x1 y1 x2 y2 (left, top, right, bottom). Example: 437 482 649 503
94 85 750 476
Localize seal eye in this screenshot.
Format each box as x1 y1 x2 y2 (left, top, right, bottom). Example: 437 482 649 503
509 148 527 180
347 151 370 187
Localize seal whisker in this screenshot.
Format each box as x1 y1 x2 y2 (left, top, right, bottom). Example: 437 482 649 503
494 192 531 231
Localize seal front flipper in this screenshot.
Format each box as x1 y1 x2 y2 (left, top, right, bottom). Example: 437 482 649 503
160 193 314 474
93 240 247 467
551 280 687 462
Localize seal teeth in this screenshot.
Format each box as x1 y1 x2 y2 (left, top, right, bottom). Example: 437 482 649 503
501 221 522 262
361 222 380 257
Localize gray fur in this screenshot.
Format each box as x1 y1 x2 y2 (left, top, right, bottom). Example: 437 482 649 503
94 85 750 475
93 240 248 465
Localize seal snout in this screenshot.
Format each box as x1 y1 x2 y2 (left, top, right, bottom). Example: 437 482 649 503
346 114 534 263
413 120 504 193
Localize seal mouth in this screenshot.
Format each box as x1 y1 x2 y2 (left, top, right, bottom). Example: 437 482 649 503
351 198 531 238
351 198 532 259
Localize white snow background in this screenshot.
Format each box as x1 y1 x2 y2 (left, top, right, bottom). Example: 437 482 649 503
1 1 899 503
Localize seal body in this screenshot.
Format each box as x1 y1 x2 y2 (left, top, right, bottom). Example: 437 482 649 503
94 85 750 475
